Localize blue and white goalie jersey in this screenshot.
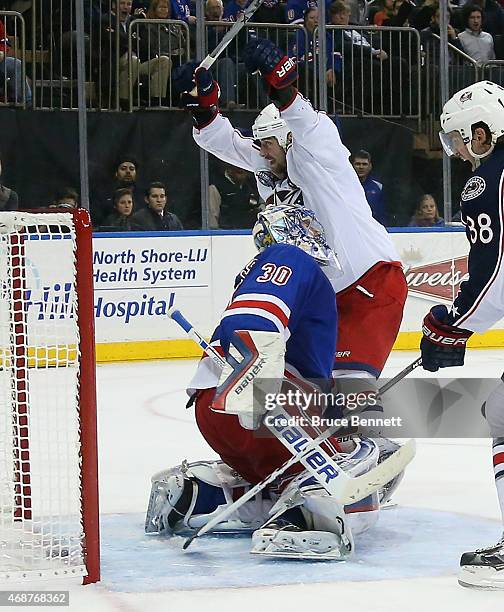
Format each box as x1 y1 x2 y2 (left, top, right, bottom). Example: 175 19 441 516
450 145 504 333
188 244 337 391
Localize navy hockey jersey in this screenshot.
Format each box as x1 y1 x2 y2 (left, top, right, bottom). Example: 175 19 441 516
450 144 504 333
188 244 337 391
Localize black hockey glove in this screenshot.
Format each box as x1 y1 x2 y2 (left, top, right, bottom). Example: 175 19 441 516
420 305 472 372
180 67 220 129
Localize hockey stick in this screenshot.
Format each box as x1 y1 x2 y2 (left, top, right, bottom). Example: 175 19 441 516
187 0 265 96
168 308 415 547
197 0 265 71
183 429 415 549
379 357 422 395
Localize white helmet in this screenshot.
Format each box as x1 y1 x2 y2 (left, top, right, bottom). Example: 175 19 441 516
440 81 504 161
252 104 291 150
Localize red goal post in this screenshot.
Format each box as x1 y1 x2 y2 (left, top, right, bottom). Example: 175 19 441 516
0 209 99 584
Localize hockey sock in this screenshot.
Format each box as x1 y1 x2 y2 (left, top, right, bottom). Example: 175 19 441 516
492 438 504 525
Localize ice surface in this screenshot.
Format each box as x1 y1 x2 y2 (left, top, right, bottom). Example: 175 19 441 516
4 351 504 611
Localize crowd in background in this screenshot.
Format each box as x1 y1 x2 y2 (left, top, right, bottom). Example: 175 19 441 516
0 0 498 227
0 0 502 109
0 143 449 228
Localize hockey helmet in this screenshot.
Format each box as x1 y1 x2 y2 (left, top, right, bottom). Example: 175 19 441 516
252 204 341 268
440 81 504 162
252 104 291 151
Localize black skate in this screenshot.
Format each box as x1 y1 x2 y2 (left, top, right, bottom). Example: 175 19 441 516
458 537 504 589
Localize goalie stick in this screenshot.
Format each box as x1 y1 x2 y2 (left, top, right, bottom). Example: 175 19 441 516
168 307 416 548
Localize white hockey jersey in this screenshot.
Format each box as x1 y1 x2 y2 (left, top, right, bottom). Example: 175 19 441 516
194 93 399 292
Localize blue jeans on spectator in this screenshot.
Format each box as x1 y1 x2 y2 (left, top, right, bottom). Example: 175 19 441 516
0 56 32 104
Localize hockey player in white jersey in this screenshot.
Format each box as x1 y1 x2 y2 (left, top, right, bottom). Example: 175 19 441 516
183 37 408 386
419 81 504 589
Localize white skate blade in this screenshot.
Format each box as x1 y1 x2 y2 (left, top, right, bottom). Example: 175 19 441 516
251 528 348 561
458 566 504 590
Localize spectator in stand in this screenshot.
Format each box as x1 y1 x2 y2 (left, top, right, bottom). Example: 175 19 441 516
252 0 286 24
329 2 388 62
208 163 261 229
328 1 409 112
372 0 414 26
0 154 18 211
286 0 340 25
409 0 439 31
98 0 170 109
408 194 444 227
287 0 311 23
130 182 183 230
92 155 143 226
99 187 134 231
52 0 103 79
49 187 79 209
132 0 150 13
171 0 196 23
223 0 248 21
143 0 187 63
420 5 460 50
457 4 495 64
112 156 144 207
45 187 79 233
135 0 188 104
204 0 245 108
0 18 31 105
348 0 369 24
350 150 386 226
290 7 318 58
471 0 504 39
371 0 418 68
289 7 319 98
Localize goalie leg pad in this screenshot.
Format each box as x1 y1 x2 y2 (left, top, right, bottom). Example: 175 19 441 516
145 460 275 535
251 439 380 559
251 472 354 560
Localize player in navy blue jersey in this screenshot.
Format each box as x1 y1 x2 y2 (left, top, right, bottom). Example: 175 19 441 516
418 81 504 589
145 205 386 559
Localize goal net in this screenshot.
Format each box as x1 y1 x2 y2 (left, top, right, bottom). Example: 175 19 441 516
0 210 99 583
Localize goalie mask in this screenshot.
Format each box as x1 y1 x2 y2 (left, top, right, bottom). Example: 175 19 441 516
253 204 341 269
440 81 504 165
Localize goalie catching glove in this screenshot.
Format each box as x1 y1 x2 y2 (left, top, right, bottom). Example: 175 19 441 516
212 330 286 430
180 67 220 129
421 305 472 372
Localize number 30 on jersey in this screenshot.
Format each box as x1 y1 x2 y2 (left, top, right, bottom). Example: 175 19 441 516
256 263 293 286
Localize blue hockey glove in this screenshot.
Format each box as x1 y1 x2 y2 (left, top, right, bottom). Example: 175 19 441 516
243 38 298 90
420 305 472 372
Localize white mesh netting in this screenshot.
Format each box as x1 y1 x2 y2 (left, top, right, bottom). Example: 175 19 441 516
0 212 87 580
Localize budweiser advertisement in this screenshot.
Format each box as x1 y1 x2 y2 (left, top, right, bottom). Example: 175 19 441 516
404 256 469 303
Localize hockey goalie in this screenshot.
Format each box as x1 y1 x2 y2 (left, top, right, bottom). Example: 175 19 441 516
145 205 408 560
